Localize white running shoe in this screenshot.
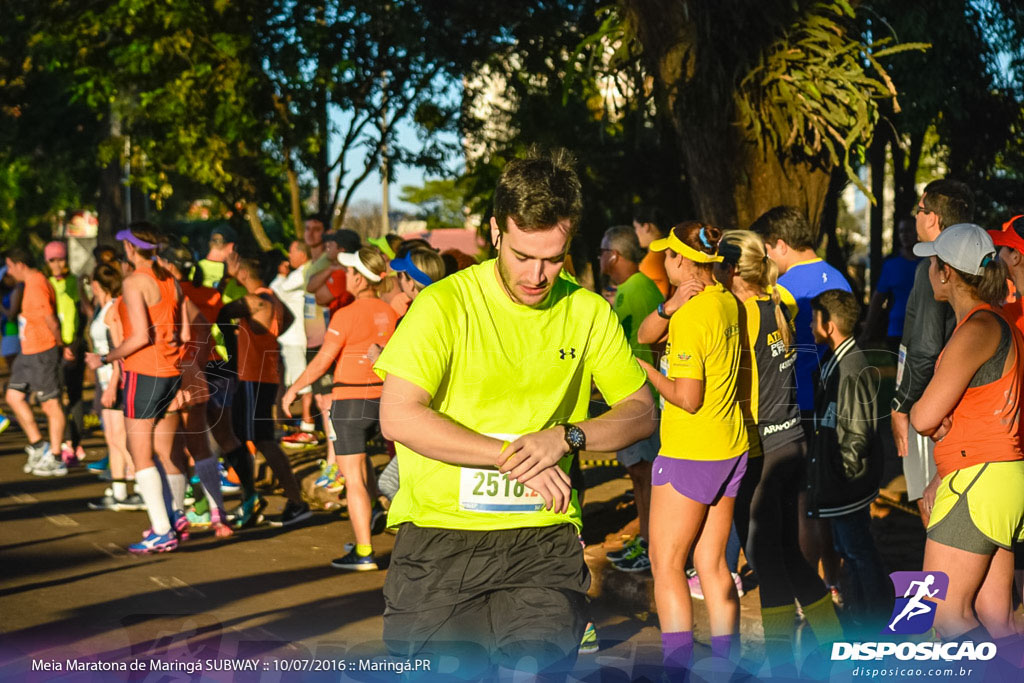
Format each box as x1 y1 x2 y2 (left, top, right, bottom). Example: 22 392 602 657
23 442 48 473
32 453 68 477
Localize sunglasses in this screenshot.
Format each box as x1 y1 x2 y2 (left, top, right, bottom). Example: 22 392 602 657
913 203 933 216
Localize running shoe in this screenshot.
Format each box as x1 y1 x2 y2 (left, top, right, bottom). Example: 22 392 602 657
173 510 190 542
114 493 146 511
578 622 599 655
23 442 48 473
231 495 266 529
129 529 178 554
88 493 123 511
606 536 646 563
330 548 378 571
314 461 337 488
325 471 346 494
266 500 312 527
371 506 388 535
219 463 240 495
281 431 319 448
611 543 651 573
210 507 234 538
186 508 212 529
32 453 68 477
0 413 10 436
86 455 110 473
686 570 745 600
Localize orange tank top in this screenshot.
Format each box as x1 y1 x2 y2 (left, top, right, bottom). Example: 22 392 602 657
120 265 182 377
238 287 282 384
934 304 1024 478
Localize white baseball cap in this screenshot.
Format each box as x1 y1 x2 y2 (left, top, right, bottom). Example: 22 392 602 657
913 223 996 276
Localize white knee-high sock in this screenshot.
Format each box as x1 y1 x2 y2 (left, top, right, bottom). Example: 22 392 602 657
135 466 171 534
167 473 187 513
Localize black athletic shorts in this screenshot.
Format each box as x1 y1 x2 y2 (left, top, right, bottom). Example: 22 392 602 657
204 359 237 409
330 398 379 455
232 380 277 443
383 523 589 676
122 371 181 420
8 346 62 402
305 346 333 396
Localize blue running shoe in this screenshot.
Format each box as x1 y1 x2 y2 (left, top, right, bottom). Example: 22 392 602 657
86 456 110 473
231 495 266 528
186 508 212 529
129 529 178 554
330 548 378 571
218 463 241 495
0 413 10 436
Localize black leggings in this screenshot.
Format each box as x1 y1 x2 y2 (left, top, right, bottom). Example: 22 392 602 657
735 439 829 608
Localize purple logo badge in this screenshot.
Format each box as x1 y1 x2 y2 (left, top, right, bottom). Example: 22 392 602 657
884 571 948 634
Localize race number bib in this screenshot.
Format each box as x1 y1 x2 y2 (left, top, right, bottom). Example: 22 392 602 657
458 433 545 513
303 294 318 320
896 344 907 387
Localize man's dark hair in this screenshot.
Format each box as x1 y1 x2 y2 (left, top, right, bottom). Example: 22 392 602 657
811 289 861 337
632 206 668 236
749 206 817 251
305 213 328 228
922 179 973 229
5 247 33 267
493 147 583 235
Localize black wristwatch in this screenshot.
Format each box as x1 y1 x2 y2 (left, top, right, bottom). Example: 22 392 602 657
100 354 109 365
657 302 671 320
562 424 586 454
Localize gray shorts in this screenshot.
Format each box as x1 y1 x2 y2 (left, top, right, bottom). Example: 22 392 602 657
9 346 62 402
903 420 937 501
618 424 660 467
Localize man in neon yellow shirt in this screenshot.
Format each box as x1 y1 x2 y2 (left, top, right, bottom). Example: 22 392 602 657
375 150 656 676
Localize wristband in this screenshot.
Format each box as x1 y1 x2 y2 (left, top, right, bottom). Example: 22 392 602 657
499 440 511 463
657 302 671 320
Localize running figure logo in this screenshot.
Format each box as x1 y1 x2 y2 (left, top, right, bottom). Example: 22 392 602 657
884 571 949 634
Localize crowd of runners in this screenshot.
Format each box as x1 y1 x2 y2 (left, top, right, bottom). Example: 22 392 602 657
5 150 1024 677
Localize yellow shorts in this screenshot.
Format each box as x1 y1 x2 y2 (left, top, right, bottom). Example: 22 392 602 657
927 461 1024 554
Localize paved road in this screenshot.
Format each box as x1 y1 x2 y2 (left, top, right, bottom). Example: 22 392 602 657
0 414 673 681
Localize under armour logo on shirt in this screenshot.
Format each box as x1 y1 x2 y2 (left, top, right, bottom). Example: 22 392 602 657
822 272 828 283
559 348 576 360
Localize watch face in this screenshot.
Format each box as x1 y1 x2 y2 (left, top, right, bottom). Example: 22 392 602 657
567 425 586 449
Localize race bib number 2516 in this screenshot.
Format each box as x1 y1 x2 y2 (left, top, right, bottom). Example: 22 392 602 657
458 432 545 513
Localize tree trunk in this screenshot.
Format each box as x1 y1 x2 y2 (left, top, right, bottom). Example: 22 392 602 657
243 203 274 252
631 4 832 236
96 112 124 244
891 130 923 229
869 132 887 292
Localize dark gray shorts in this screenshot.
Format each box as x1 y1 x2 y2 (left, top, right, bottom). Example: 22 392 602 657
329 398 379 455
9 346 62 402
383 523 589 676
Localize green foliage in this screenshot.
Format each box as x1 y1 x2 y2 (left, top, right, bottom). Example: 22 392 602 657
399 179 466 230
734 1 928 199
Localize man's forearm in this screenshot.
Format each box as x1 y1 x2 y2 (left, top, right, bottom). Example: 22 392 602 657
577 393 657 451
380 401 508 467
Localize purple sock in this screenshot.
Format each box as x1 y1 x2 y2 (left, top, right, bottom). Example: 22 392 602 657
662 631 693 672
711 633 739 659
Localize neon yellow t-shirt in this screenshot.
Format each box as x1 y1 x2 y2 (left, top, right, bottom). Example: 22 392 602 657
374 259 647 532
659 282 747 461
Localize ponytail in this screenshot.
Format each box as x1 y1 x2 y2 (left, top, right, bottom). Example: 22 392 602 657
720 229 794 349
938 256 1009 306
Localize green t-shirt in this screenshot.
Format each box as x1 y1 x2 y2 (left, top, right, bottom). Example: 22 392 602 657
612 271 664 365
49 274 79 345
374 259 647 532
195 259 248 303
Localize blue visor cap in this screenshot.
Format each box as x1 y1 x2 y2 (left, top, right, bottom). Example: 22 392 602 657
390 253 434 287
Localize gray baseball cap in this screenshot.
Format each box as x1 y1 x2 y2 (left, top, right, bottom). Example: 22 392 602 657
913 223 996 276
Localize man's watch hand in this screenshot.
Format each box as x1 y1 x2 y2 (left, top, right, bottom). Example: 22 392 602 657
562 423 586 454
497 428 571 484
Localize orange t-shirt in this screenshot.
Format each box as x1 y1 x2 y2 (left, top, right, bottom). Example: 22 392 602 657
934 304 1024 478
640 250 670 297
120 265 183 377
237 288 283 384
18 270 58 354
180 281 223 363
326 297 397 400
389 291 411 318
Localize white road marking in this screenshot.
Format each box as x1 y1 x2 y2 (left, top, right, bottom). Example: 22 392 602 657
2 490 38 504
45 513 78 527
93 542 131 558
149 576 206 598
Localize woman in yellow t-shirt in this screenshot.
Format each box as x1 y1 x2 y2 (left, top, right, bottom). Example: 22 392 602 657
636 222 748 674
